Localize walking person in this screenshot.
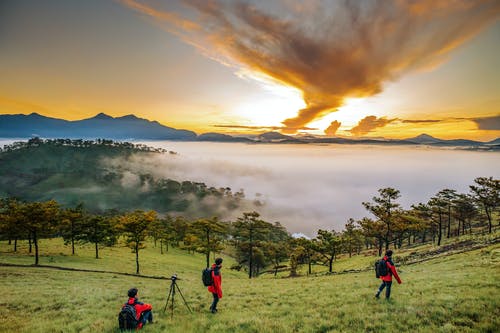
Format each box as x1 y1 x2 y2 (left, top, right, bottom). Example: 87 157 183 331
208 257 223 313
375 250 402 299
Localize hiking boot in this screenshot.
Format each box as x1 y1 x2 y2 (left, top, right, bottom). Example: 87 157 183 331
375 292 380 299
211 308 218 314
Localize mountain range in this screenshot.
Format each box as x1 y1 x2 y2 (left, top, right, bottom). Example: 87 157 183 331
0 112 196 140
1 113 499 149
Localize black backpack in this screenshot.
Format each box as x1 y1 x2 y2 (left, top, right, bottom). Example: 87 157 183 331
118 304 139 331
202 267 213 286
375 258 389 278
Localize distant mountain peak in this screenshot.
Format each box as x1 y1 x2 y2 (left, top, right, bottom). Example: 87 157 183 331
258 131 291 140
407 133 441 143
256 131 304 143
416 133 437 139
92 113 114 120
117 114 140 120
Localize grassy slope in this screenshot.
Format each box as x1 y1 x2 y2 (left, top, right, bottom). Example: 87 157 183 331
0 236 499 333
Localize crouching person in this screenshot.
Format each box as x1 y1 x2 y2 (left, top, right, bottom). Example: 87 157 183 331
119 287 153 331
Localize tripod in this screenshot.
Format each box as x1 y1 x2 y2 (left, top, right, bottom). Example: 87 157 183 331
163 275 192 318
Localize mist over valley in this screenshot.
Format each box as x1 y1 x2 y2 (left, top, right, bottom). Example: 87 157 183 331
136 141 500 235
1 138 498 236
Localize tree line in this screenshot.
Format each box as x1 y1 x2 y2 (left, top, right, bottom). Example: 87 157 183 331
1 137 171 154
0 177 497 277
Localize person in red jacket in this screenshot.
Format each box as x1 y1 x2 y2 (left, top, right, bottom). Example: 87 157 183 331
124 288 153 329
208 257 223 313
375 250 402 299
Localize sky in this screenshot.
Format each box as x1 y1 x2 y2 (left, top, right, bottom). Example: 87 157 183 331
0 0 499 140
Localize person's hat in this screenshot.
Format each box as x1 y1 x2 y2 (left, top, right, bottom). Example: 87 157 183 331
128 288 138 298
215 258 223 265
385 250 393 257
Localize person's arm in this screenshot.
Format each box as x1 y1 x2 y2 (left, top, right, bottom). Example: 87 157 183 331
137 302 152 311
134 302 152 321
389 262 402 284
212 269 223 298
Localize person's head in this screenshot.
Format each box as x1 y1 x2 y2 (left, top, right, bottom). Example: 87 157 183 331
128 288 138 298
385 250 393 257
215 258 223 266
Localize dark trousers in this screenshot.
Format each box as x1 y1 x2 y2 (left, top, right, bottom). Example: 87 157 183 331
210 293 219 311
377 281 393 299
141 310 153 325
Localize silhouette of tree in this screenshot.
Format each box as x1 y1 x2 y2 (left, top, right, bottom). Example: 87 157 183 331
118 210 157 274
232 211 270 278
77 213 117 259
188 216 228 267
20 200 60 265
59 203 85 255
428 195 447 246
470 177 499 233
363 188 401 250
314 229 342 273
452 194 478 235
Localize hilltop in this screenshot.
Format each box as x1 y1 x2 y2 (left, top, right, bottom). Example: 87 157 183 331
0 138 254 216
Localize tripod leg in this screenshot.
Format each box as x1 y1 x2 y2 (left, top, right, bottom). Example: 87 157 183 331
175 283 192 313
171 285 175 319
163 283 173 313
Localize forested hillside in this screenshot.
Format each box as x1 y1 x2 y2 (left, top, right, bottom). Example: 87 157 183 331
0 138 252 216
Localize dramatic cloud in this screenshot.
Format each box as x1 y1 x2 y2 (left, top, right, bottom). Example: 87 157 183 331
122 0 500 133
350 116 396 136
324 120 341 136
472 115 500 130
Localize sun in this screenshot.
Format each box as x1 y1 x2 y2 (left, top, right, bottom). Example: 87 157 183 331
233 83 306 128
308 97 374 135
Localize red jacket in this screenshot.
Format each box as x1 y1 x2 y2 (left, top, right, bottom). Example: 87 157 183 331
126 297 152 329
207 264 222 298
380 256 402 284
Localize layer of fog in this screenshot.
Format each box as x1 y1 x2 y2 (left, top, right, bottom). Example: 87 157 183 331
2 139 498 236
134 142 499 236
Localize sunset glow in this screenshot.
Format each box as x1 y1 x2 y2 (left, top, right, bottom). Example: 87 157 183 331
233 83 305 128
0 1 499 141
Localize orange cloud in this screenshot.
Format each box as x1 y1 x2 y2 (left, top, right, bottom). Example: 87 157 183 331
119 0 199 33
324 120 341 136
121 0 500 133
350 116 397 136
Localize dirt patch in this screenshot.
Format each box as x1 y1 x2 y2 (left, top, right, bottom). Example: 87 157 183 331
401 236 500 266
0 270 25 278
0 262 169 280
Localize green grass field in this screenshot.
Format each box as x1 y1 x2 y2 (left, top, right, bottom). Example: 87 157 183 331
1 235 499 333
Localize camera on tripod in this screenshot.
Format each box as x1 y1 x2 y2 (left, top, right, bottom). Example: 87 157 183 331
163 273 191 317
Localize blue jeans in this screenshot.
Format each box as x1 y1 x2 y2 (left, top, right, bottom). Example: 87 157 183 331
210 293 219 311
377 281 392 299
141 310 153 325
